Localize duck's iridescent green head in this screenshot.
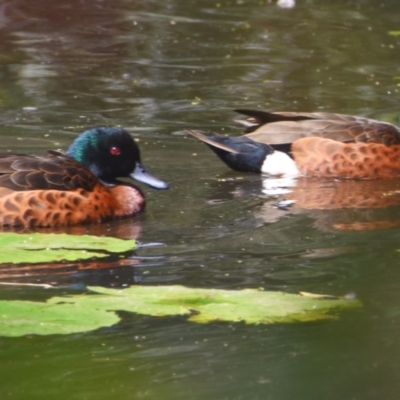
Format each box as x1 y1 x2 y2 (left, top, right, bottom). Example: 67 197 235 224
66 127 168 189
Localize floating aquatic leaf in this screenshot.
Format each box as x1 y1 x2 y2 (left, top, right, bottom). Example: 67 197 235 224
0 299 119 336
0 286 362 336
299 291 336 299
0 233 136 264
83 286 362 324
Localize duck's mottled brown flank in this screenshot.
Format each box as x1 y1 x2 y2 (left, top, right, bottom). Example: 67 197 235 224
292 138 400 179
0 151 145 227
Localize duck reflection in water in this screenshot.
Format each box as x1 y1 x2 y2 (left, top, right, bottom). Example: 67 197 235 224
260 177 400 231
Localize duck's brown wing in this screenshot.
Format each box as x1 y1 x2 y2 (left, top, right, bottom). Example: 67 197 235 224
0 151 97 193
235 109 400 147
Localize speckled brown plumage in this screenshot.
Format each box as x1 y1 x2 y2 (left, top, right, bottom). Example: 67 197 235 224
292 137 400 179
0 151 144 227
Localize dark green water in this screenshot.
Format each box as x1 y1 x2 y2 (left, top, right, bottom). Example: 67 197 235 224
1 1 400 399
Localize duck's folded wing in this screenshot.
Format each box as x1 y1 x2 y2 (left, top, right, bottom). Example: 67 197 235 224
235 110 400 147
0 151 97 192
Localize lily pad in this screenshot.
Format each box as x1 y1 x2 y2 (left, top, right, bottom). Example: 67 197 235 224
83 286 361 324
0 299 119 336
0 286 361 336
0 233 136 264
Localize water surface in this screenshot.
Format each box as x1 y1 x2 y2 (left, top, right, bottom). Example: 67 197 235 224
1 1 400 399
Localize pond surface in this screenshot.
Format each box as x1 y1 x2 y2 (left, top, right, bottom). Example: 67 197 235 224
1 0 400 399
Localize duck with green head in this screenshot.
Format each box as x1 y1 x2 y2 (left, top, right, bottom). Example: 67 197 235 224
0 127 168 227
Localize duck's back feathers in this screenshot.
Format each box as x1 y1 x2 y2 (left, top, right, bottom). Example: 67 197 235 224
0 151 96 193
235 109 400 147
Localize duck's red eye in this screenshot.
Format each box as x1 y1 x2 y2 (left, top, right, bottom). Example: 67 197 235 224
110 147 121 155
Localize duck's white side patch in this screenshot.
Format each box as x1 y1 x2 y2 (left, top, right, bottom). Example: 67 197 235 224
260 151 300 177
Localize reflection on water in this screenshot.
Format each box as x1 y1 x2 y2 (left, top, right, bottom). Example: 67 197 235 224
258 177 400 230
199 174 400 231
1 0 400 399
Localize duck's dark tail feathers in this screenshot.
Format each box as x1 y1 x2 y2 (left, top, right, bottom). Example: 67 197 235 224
186 130 240 154
186 129 276 173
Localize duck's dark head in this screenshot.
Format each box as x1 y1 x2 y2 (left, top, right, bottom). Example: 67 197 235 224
66 127 168 189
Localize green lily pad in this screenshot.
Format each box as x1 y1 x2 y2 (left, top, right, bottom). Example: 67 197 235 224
84 286 361 324
0 299 119 336
0 233 136 264
0 286 361 336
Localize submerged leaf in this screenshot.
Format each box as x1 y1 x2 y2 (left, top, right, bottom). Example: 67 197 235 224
0 233 136 264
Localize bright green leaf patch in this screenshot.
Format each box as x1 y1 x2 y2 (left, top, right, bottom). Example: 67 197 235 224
388 30 400 36
0 285 362 336
0 300 119 336
86 286 361 324
0 233 136 264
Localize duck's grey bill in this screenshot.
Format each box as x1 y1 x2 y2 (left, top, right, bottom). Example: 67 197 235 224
130 162 169 189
